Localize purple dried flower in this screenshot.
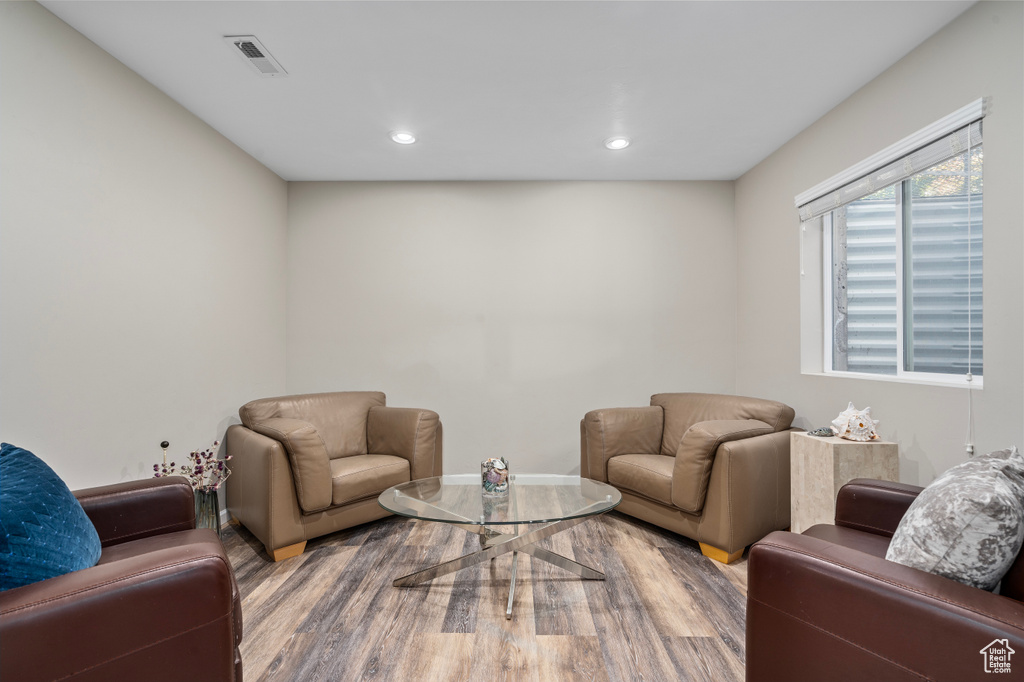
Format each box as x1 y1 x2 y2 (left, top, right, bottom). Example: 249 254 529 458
152 439 229 489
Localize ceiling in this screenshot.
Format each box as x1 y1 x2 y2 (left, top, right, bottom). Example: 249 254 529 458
41 1 974 181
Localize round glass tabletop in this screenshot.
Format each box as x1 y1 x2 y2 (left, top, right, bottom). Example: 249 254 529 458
378 476 621 526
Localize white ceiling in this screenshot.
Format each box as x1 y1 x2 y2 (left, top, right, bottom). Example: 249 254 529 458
41 1 974 181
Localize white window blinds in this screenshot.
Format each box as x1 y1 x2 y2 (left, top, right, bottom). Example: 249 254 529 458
800 121 982 222
799 99 986 382
795 98 988 220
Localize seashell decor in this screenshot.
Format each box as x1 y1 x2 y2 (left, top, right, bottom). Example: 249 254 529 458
831 402 880 441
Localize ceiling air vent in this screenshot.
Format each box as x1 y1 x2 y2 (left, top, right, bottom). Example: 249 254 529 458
224 36 287 77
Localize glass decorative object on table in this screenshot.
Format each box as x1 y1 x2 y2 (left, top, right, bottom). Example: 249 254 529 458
481 492 511 522
153 440 231 537
481 457 510 496
195 489 221 533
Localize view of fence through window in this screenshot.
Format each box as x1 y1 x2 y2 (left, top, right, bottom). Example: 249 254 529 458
830 148 982 377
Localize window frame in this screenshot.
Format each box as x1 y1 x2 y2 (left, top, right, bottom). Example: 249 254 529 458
820 179 982 389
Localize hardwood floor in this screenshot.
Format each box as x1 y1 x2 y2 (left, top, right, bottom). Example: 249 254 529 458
223 512 748 682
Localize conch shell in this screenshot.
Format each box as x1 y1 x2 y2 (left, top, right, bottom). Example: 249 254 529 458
831 402 880 441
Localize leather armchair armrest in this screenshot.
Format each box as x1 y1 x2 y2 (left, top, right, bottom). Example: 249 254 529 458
835 478 923 537
75 477 195 547
671 419 773 513
747 531 1024 682
0 532 238 682
696 429 793 552
224 424 305 555
367 407 443 480
247 417 332 512
581 407 663 482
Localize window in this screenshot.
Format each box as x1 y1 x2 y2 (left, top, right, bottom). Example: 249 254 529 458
797 100 985 386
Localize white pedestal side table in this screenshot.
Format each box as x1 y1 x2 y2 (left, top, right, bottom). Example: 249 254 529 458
790 431 899 533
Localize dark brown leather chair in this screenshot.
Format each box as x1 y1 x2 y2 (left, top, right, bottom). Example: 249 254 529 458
747 478 1024 682
0 477 242 682
225 391 442 561
581 393 796 563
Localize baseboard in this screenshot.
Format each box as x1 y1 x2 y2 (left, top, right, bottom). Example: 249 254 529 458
441 473 578 485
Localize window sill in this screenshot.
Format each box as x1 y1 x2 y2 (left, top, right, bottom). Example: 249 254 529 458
802 370 982 390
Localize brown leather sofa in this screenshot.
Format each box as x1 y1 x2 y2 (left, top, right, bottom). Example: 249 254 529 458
0 477 242 682
747 479 1024 682
225 391 442 561
581 393 796 563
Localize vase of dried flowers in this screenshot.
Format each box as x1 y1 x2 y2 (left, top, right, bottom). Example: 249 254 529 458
154 440 231 537
194 489 220 535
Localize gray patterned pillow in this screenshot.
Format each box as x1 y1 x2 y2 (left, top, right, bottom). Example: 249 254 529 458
886 447 1024 591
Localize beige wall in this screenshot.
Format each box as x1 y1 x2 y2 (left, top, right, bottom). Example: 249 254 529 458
0 3 288 488
735 1 1024 484
5 1 1018 490
286 181 737 475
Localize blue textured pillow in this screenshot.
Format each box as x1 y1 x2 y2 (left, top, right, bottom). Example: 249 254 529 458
1 443 102 590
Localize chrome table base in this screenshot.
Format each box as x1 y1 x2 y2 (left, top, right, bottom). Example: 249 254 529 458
391 495 608 619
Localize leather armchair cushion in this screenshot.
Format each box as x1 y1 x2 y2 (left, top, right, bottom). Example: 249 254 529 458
607 454 674 506
240 391 386 459
651 393 795 456
331 455 410 506
246 417 332 513
670 419 773 513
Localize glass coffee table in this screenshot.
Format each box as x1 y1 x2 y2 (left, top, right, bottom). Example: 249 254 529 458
378 476 621 618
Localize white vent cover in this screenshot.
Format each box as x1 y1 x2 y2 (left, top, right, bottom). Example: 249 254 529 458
224 36 287 77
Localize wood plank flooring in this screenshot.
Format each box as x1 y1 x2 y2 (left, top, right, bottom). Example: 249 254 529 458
222 512 748 682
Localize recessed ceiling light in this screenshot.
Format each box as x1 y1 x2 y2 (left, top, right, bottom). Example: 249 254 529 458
390 131 416 145
604 136 631 150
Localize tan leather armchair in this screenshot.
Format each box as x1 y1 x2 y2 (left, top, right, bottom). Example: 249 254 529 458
581 393 796 563
225 391 442 560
